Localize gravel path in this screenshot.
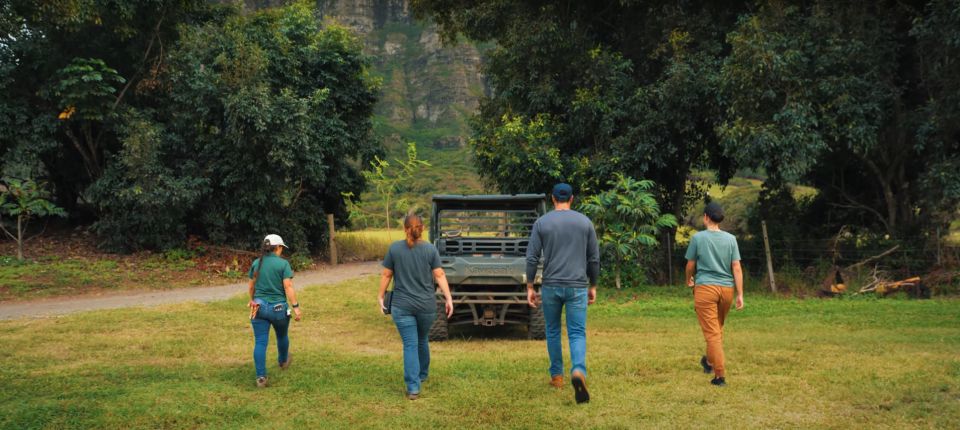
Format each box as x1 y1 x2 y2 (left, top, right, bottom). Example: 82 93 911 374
0 261 380 320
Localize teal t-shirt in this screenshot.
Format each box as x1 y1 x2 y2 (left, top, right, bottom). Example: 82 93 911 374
382 240 442 313
685 230 741 287
248 254 294 303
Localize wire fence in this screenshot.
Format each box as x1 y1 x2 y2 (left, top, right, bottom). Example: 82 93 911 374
659 224 959 292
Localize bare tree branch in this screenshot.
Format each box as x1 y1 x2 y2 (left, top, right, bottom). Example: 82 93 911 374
829 185 891 232
24 220 50 243
845 245 900 271
0 220 16 241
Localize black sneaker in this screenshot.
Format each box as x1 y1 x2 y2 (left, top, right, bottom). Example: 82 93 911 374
710 376 726 386
700 356 713 374
571 371 590 404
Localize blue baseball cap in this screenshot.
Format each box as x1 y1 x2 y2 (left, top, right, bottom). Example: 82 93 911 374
552 183 573 201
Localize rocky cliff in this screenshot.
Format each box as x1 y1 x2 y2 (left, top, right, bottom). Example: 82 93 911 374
241 0 486 152
238 1 487 222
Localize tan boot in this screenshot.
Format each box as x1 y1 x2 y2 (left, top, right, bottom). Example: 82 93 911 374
550 375 564 389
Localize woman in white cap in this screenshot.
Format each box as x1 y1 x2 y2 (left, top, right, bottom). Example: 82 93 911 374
248 234 302 388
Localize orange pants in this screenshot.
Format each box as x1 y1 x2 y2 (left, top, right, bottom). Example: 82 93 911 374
694 285 734 377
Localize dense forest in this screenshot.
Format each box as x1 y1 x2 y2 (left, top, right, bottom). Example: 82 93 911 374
2 0 958 267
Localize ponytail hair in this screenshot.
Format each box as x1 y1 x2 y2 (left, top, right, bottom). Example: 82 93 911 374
254 240 278 281
404 214 424 249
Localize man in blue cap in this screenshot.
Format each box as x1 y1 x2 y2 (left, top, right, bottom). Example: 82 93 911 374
526 183 601 404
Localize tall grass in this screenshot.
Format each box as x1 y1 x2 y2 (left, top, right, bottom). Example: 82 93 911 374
336 229 402 262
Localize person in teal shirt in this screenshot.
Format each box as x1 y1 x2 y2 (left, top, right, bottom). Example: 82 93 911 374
684 202 743 387
247 234 302 388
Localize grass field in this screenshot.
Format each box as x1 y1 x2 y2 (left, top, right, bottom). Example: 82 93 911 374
1 279 957 429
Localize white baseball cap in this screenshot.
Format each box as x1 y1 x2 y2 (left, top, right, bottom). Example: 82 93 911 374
263 234 287 248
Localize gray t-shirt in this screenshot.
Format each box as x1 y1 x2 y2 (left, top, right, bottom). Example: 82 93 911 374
525 209 601 288
382 240 442 313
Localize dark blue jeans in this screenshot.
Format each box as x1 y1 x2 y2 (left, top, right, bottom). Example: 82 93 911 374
391 306 436 394
540 286 588 378
250 299 290 378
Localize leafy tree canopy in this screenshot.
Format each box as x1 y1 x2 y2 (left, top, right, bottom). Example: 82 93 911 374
413 0 747 219
414 0 960 238
2 1 381 252
90 3 380 251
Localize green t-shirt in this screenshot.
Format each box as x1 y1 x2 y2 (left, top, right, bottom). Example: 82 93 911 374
248 254 294 303
382 240 442 313
685 230 741 287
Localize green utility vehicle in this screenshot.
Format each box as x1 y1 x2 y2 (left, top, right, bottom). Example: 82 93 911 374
428 194 547 341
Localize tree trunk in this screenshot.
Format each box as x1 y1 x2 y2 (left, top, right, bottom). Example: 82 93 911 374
64 127 98 181
615 269 621 289
385 194 391 230
857 154 898 234
881 180 897 231
16 215 23 261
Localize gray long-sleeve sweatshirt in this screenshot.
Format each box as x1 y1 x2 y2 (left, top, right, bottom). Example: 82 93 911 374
525 209 601 287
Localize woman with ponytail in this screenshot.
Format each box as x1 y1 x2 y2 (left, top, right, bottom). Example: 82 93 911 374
247 234 302 388
378 214 454 400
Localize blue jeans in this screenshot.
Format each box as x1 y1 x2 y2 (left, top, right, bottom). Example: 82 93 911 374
391 306 436 394
540 286 588 378
250 299 290 378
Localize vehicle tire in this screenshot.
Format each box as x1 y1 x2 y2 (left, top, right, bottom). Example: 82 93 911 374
429 300 449 341
527 304 545 340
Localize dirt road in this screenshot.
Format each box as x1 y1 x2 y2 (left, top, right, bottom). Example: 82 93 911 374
0 261 380 320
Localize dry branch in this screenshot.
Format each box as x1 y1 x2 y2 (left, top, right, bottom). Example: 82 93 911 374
844 245 900 271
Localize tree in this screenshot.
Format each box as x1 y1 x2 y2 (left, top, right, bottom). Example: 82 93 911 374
912 0 960 225
579 175 677 289
0 178 66 260
413 0 746 220
361 142 431 230
1 0 220 212
90 3 381 252
47 58 127 180
719 1 960 236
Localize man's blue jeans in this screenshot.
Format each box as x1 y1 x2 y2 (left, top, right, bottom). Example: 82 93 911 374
540 286 588 378
391 306 436 394
250 299 290 378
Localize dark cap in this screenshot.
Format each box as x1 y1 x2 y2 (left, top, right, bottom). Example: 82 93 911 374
552 183 573 202
704 202 724 223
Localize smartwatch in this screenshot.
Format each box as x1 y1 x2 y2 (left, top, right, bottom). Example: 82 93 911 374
291 303 300 308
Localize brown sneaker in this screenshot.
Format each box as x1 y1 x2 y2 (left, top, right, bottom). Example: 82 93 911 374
571 371 590 404
256 376 268 388
280 353 292 370
406 392 420 400
550 375 564 389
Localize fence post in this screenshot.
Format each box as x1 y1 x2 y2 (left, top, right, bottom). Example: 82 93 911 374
761 220 777 293
936 227 942 266
328 213 338 266
666 231 673 285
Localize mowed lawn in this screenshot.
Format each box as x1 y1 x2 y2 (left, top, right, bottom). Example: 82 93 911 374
1 280 958 429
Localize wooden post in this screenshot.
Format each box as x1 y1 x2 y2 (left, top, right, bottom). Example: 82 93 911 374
936 227 942 266
761 220 777 293
666 231 673 286
327 213 338 265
